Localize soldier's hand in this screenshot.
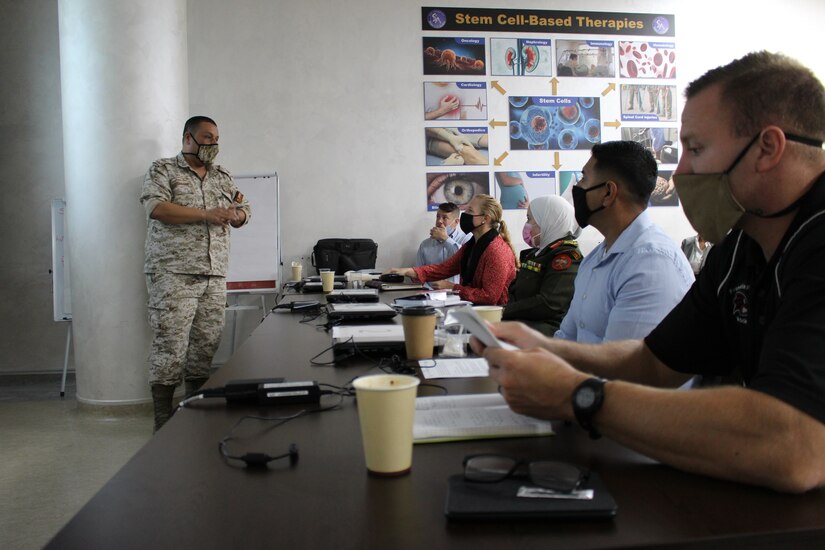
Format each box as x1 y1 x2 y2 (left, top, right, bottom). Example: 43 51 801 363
204 207 233 226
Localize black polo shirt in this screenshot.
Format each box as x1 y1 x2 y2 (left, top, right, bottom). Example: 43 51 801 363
646 172 825 424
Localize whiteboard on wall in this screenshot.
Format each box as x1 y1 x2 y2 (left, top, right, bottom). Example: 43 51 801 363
51 199 72 322
227 173 280 290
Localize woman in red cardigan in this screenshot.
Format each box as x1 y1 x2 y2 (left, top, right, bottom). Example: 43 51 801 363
390 194 517 305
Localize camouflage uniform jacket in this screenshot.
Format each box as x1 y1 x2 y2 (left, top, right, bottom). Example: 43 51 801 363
503 235 582 336
140 153 251 276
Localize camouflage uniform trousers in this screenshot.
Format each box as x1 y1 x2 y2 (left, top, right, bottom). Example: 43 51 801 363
146 273 226 386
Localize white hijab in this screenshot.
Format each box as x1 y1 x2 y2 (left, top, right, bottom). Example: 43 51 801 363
529 195 580 249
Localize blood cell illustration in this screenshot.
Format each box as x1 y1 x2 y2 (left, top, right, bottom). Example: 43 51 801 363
619 41 676 79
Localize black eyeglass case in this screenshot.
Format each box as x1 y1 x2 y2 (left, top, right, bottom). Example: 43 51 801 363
444 473 617 521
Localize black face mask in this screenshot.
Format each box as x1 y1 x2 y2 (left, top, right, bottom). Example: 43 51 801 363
460 211 481 234
572 181 608 228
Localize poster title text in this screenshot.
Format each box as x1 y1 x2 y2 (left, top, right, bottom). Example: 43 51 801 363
455 13 645 32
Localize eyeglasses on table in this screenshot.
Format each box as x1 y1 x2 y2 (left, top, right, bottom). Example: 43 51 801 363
463 454 589 493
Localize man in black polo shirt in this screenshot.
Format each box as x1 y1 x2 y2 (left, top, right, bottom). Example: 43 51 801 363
475 51 825 492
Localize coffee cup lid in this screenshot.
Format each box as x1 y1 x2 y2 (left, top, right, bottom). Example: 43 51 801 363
401 305 436 316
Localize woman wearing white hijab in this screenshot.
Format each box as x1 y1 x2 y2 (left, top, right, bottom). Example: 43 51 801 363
502 195 583 335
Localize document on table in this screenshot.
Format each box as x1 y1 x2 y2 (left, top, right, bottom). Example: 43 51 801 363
413 393 554 444
419 357 489 379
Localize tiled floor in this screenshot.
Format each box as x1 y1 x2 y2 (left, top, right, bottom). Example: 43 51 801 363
0 374 153 550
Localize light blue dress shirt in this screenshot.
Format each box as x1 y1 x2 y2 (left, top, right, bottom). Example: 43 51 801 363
415 226 471 284
555 211 694 343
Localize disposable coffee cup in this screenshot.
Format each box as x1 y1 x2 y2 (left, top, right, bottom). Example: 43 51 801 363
320 269 335 292
400 306 437 360
473 305 503 323
353 374 420 476
291 261 303 281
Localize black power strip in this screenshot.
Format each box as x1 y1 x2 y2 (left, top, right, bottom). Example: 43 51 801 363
224 378 321 406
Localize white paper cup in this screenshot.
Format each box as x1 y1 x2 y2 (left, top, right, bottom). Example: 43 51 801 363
353 374 420 476
473 305 503 323
320 269 335 292
291 261 303 281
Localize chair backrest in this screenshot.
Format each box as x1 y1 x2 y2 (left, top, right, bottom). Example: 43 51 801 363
311 238 378 275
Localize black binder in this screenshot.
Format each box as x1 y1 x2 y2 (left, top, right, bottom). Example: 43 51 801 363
444 473 617 521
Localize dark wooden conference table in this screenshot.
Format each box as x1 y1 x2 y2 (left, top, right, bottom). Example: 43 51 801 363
48 292 825 549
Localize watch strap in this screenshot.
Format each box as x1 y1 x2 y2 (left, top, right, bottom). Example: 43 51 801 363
572 377 607 440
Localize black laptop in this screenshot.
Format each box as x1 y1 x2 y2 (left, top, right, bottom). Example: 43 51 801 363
326 303 397 322
330 323 406 360
325 289 380 303
301 280 345 292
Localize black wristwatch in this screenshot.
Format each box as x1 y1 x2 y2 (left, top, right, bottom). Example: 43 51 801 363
572 377 607 439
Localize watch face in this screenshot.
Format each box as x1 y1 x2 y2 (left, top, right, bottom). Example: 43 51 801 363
576 387 596 408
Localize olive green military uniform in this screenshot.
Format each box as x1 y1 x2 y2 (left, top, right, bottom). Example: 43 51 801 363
140 153 251 387
503 235 582 336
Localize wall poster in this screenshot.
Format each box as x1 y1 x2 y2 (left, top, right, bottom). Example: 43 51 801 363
421 6 679 211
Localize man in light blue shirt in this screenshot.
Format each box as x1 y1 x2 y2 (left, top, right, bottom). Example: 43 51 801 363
416 202 471 284
556 141 694 343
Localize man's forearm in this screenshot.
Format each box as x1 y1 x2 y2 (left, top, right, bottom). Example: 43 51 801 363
597 382 825 492
150 202 207 224
544 338 686 387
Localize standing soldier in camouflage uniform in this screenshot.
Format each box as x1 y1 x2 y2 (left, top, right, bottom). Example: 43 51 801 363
140 116 251 432
503 196 582 335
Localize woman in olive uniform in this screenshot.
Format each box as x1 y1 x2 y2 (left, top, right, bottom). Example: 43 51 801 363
503 195 582 335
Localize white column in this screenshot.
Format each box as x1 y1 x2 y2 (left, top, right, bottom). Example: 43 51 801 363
58 0 188 405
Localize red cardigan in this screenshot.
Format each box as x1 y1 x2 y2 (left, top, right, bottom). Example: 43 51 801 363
413 235 517 305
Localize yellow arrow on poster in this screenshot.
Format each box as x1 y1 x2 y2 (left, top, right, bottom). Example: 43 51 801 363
494 151 509 166
550 78 559 95
489 119 507 128
604 120 621 129
602 83 616 96
491 81 507 95
553 152 561 170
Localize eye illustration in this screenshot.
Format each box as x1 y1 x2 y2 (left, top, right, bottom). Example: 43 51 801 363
427 173 489 207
